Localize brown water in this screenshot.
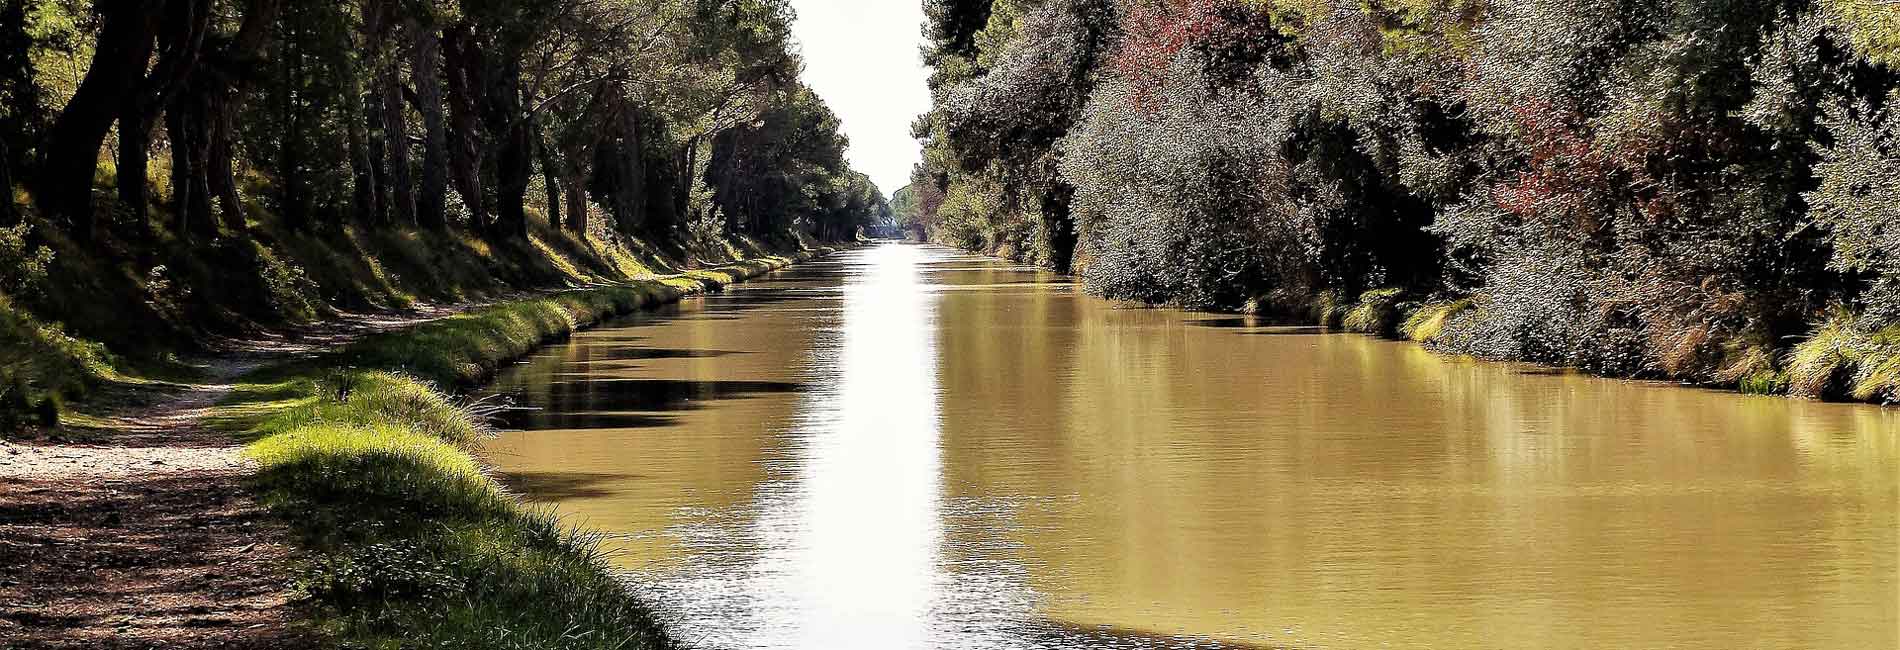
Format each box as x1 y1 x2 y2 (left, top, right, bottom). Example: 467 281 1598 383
480 243 1899 650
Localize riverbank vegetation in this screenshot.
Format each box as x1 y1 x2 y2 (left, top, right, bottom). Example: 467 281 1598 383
0 0 892 430
905 0 1900 403
213 250 819 648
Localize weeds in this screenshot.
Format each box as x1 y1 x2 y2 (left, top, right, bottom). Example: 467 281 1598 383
1400 299 1473 344
1787 311 1900 403
1343 288 1408 336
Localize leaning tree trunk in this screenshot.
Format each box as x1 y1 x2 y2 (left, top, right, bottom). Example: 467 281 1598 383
410 20 448 229
36 2 161 240
200 0 282 233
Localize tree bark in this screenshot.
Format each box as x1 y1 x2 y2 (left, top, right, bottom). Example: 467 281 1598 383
410 20 448 229
208 92 244 231
488 58 531 240
0 138 14 225
442 24 486 233
165 95 213 238
125 0 213 238
562 157 588 233
203 0 283 233
535 119 560 230
279 10 306 230
116 102 154 232
36 2 162 240
382 57 414 225
344 57 380 226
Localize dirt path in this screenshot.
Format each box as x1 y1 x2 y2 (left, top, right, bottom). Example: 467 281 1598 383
0 303 508 649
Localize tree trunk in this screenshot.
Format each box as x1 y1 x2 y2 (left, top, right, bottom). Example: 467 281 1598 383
279 13 306 230
208 92 245 231
367 79 390 225
534 119 559 230
36 2 161 240
442 24 486 233
0 138 14 226
613 111 643 234
410 20 448 229
165 95 214 238
344 58 380 226
563 160 588 233
116 102 154 233
489 59 531 240
382 60 414 225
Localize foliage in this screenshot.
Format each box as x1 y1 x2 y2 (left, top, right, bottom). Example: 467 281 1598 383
1343 288 1408 335
0 290 111 433
915 0 1900 399
0 222 52 296
0 0 881 353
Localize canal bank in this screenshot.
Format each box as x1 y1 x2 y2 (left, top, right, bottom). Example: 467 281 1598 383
221 245 847 648
481 242 1896 650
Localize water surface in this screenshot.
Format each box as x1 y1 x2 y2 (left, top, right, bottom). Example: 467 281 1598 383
482 243 1898 649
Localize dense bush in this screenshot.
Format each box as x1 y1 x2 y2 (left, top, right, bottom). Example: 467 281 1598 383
914 0 1900 395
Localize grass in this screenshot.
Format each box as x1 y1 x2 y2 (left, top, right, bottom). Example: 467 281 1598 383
1787 312 1900 403
1310 290 1349 328
336 254 798 390
226 247 832 648
1399 299 1473 344
243 372 680 649
0 291 120 432
1342 288 1408 336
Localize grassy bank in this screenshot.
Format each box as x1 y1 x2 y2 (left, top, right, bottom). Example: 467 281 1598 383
1320 288 1900 405
217 247 835 648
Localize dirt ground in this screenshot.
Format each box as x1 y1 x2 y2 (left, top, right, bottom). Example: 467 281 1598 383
0 303 498 649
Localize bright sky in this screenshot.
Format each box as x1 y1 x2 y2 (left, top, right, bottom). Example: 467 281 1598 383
788 0 931 197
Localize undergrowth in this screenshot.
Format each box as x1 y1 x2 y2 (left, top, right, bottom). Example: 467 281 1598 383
1787 312 1900 403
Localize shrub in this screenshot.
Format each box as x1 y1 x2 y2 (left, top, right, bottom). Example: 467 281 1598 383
1343 288 1408 336
1787 312 1900 402
1401 299 1473 344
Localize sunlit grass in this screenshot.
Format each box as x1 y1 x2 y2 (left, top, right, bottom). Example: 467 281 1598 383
243 372 677 649
1400 299 1472 344
1342 288 1408 336
1787 312 1900 403
225 246 834 646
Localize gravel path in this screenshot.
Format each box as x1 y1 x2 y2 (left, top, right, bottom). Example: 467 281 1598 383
0 302 509 649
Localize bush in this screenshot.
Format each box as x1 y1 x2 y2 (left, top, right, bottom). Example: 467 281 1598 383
1788 312 1900 403
1343 289 1408 336
1401 299 1473 344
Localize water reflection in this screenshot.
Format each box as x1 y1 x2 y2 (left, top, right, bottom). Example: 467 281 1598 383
481 243 1898 650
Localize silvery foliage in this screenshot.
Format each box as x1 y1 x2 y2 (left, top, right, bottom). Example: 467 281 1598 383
1063 49 1302 308
1810 90 1900 324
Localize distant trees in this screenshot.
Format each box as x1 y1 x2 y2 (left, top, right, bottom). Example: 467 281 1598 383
0 0 880 249
915 0 1900 389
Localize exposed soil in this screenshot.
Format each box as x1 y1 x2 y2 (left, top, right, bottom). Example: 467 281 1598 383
0 303 510 649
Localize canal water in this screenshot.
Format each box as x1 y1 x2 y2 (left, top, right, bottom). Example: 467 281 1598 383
480 242 1897 649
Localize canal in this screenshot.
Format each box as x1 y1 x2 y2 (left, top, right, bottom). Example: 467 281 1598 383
481 242 1897 649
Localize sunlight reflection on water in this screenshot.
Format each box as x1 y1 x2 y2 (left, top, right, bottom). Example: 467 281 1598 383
483 243 1898 650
